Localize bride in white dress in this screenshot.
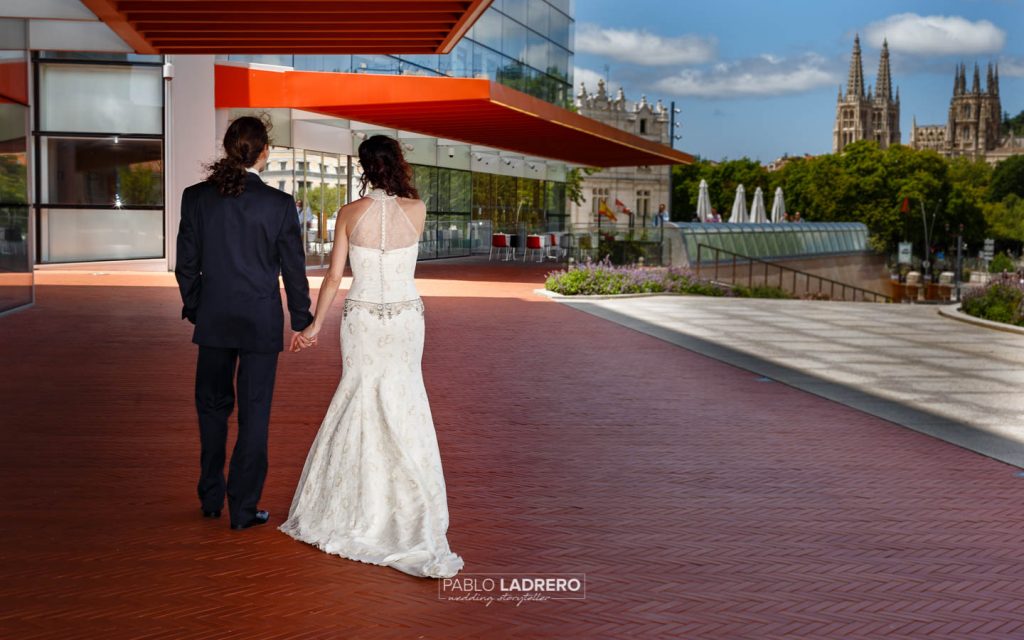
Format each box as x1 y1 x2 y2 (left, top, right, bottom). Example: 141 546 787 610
280 135 463 579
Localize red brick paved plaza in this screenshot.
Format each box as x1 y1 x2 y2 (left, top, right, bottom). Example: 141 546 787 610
3 262 1024 639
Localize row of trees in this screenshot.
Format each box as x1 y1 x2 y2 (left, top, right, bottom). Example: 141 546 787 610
671 141 1024 254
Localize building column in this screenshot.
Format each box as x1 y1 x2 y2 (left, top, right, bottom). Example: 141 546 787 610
164 55 217 272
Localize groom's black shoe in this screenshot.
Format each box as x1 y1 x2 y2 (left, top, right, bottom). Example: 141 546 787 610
231 510 270 530
202 509 221 519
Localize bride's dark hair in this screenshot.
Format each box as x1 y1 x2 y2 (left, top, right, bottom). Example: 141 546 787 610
358 135 419 199
205 115 271 197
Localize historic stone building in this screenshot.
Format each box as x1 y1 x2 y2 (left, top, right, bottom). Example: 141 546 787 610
910 63 1016 163
832 36 901 153
570 79 672 227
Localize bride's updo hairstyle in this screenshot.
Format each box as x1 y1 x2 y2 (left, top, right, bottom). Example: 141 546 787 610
358 135 419 199
205 115 270 197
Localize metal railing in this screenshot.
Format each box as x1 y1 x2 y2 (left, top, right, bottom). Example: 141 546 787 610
696 243 891 303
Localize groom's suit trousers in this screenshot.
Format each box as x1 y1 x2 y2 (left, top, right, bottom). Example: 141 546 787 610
195 345 279 526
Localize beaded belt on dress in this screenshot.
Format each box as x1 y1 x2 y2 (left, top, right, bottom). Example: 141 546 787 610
343 298 424 321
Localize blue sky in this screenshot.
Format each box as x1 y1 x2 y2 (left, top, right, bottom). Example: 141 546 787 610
572 0 1024 161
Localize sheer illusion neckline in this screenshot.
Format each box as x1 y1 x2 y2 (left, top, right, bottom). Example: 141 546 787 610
348 188 420 251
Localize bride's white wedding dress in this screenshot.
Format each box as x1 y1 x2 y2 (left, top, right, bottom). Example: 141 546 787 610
280 188 463 579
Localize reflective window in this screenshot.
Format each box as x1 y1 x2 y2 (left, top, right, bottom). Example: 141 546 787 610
503 0 528 23
471 10 503 52
42 208 163 262
528 0 550 34
42 137 163 207
40 63 162 134
502 16 527 61
0 100 31 311
525 30 549 72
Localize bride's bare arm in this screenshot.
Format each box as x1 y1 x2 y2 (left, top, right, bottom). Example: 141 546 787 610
291 205 354 351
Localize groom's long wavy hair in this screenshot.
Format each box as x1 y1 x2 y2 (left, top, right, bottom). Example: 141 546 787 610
205 115 271 197
358 135 418 199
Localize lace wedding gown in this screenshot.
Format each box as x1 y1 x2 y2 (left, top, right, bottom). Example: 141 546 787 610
280 188 463 579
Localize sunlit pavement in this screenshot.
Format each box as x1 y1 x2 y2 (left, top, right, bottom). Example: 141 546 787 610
561 295 1024 467
3 265 1024 639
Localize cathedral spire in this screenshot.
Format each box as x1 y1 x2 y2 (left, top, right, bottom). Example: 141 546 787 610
846 34 865 98
972 63 980 94
875 38 892 100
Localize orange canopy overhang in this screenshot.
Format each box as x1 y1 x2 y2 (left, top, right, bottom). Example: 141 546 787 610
215 65 693 167
80 0 492 55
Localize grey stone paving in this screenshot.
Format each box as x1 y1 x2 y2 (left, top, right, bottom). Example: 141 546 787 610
556 296 1024 467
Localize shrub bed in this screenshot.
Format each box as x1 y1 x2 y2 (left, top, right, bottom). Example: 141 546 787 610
544 260 728 296
961 274 1024 326
544 261 798 299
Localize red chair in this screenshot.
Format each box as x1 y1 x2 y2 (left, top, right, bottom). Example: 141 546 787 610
524 235 545 262
489 233 511 261
548 233 564 260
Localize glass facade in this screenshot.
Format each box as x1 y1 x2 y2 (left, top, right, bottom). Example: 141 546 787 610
0 50 31 312
0 61 31 309
220 2 575 263
34 56 165 263
223 0 574 107
675 222 870 264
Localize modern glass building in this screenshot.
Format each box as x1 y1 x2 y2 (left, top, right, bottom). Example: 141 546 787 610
0 0 687 313
219 0 574 265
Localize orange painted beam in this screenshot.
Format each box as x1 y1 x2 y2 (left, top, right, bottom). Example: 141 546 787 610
438 0 493 54
79 0 159 54
214 65 694 167
0 57 29 106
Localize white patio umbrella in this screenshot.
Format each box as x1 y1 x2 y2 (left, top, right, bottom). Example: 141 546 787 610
750 187 767 223
696 179 712 222
770 187 786 223
728 184 748 224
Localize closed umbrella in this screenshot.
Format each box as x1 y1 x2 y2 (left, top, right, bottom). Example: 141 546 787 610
770 187 786 223
728 184 747 224
696 179 712 222
750 187 767 223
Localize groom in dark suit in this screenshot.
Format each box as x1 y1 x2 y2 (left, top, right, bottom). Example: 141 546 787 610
175 116 314 530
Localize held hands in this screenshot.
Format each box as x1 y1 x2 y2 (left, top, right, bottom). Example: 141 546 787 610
290 323 321 353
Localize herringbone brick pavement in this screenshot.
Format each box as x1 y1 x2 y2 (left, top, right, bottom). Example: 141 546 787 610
2 262 1024 639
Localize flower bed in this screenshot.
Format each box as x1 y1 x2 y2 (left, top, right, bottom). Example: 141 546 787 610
544 260 793 299
961 273 1024 326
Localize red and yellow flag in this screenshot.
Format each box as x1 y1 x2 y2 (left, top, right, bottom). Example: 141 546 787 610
598 198 618 222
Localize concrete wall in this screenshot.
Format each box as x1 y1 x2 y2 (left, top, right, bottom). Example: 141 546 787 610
695 253 891 300
165 55 217 271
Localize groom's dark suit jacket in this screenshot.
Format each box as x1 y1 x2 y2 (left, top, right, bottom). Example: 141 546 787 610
175 172 313 353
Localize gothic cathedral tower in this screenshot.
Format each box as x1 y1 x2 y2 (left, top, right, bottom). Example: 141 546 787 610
833 36 901 153
947 62 1001 157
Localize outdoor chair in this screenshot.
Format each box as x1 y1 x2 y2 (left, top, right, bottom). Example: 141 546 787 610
524 235 545 262
489 233 512 261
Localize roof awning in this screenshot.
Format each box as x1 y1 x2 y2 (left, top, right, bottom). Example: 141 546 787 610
80 0 492 54
215 65 693 167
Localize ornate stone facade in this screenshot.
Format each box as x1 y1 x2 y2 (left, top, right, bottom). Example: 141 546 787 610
832 36 901 153
910 63 1014 164
570 79 672 226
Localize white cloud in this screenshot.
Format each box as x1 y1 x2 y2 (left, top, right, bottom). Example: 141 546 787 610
864 13 1005 55
573 66 621 94
652 54 837 98
575 23 716 66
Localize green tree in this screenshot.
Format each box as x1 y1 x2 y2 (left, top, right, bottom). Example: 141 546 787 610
990 154 1024 202
296 184 346 217
1003 109 1024 137
983 194 1024 244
